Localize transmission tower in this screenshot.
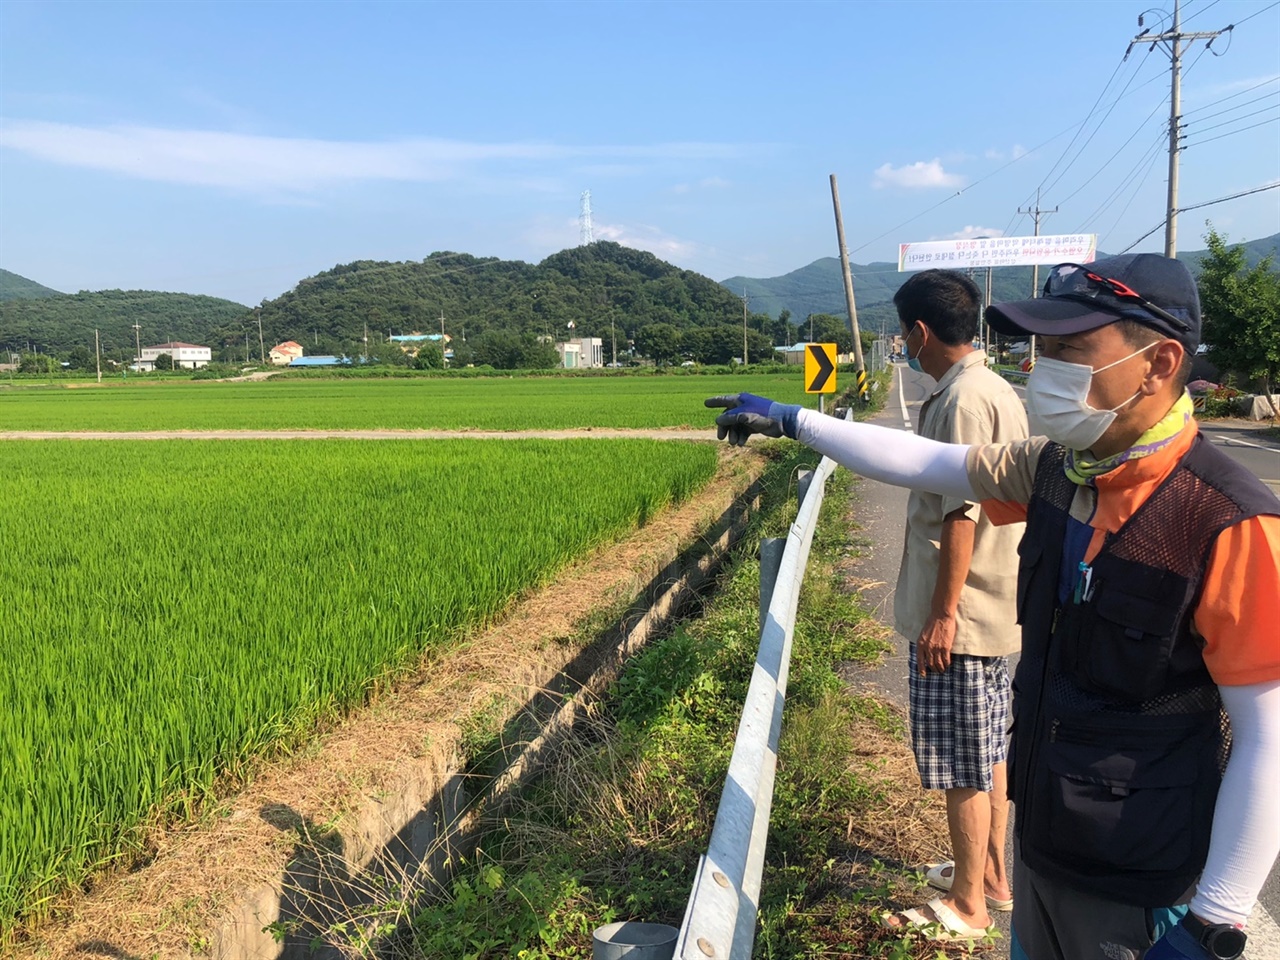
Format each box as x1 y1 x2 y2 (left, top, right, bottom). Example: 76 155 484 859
579 190 594 245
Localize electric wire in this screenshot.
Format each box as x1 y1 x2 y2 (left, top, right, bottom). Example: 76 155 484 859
1118 182 1280 254
846 127 1071 256
1034 51 1143 199
1077 130 1168 233
1181 0 1222 25
1228 0 1280 28
1183 89 1280 123
1100 141 1168 247
1183 75 1280 116
1185 103 1280 136
1057 95 1171 211
1183 114 1280 147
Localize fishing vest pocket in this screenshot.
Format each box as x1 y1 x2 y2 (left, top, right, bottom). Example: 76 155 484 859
1055 580 1181 702
1040 719 1212 877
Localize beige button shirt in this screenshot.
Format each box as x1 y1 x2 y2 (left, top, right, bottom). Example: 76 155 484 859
893 351 1027 657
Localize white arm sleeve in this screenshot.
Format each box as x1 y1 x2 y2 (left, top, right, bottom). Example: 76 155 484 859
791 407 977 502
1190 679 1280 926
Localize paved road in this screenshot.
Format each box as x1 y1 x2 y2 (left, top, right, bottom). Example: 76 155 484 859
845 362 1279 957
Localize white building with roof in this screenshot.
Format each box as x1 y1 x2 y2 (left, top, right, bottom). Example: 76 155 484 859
135 342 212 371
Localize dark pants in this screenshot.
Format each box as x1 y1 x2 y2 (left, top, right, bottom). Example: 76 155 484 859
1011 848 1186 960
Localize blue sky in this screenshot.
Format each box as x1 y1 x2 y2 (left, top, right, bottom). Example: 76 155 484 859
2 0 1278 306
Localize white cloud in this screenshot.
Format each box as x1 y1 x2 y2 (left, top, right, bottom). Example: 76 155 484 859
932 225 1005 241
669 175 729 195
0 119 746 194
872 158 965 190
984 144 1028 162
593 222 697 259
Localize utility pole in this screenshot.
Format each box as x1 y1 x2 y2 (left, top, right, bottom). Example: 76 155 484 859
1018 189 1058 365
132 323 142 372
439 310 447 367
610 316 617 368
1131 0 1224 257
829 174 868 401
740 288 749 366
254 307 265 365
94 329 101 383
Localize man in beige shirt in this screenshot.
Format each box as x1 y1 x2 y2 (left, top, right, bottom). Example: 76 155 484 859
888 270 1027 938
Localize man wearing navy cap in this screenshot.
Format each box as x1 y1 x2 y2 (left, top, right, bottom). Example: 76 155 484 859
707 254 1280 957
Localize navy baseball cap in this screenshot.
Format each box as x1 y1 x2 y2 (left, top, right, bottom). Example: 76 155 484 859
985 253 1201 352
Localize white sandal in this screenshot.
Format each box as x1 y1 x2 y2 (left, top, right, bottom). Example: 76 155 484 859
881 896 990 941
925 860 1014 912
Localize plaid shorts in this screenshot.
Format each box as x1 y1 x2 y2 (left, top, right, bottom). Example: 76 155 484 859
907 646 1011 792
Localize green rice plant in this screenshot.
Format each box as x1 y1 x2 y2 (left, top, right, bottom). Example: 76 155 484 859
0 372 817 432
0 438 717 930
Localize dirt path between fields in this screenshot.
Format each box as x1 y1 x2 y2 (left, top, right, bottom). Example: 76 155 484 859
0 427 719 441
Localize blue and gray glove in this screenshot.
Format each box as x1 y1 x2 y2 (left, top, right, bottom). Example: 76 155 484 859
704 393 801 446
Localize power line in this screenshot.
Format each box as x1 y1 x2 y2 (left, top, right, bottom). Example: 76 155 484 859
1182 0 1222 25
1183 75 1280 116
1118 181 1280 253
1184 88 1280 122
1099 142 1167 246
1229 0 1280 28
1057 95 1170 210
1184 114 1280 147
1077 131 1167 233
1040 56 1154 199
1186 103 1280 135
1033 49 1137 197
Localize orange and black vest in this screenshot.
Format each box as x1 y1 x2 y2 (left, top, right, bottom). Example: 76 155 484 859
1010 435 1278 905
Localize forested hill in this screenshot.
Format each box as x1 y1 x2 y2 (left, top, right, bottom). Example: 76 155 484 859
1 243 773 362
0 289 251 359
723 230 1280 321
256 242 765 356
0 269 63 301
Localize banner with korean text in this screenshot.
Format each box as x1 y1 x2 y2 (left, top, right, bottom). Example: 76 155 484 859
898 234 1097 272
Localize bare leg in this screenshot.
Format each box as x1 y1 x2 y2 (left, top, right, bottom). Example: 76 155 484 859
940 785 992 929
986 761 1012 902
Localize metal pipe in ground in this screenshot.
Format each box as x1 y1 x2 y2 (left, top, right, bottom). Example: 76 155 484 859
593 921 678 959
758 538 785 637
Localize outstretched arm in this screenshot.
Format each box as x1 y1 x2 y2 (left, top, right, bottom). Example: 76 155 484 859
782 405 976 502
706 395 977 501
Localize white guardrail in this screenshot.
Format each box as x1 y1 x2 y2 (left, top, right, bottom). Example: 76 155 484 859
592 425 844 960
671 453 838 959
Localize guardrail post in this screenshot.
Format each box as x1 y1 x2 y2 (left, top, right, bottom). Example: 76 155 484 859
758 538 785 636
797 469 815 509
593 921 678 959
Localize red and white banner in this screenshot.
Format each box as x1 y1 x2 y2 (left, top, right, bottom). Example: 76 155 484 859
898 234 1097 272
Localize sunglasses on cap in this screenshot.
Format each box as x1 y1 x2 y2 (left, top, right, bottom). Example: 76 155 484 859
1044 263 1192 334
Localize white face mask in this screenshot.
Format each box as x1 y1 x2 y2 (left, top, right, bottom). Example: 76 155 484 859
1025 344 1153 450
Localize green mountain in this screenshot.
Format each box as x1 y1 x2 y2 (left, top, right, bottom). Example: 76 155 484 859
0 269 63 302
254 242 764 356
0 289 251 360
721 231 1280 325
1 243 771 362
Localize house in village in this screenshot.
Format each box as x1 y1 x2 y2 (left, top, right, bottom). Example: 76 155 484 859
269 341 305 365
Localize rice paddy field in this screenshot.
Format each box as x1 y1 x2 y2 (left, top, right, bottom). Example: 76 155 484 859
0 371 817 432
0 437 719 928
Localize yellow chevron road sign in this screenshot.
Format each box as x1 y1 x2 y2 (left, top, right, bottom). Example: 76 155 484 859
805 343 838 394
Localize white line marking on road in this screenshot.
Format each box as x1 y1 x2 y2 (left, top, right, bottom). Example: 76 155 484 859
1217 436 1280 454
896 365 913 433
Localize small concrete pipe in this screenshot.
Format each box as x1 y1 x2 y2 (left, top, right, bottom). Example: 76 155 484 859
592 921 678 960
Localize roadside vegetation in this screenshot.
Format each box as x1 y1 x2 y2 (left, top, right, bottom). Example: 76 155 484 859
402 381 995 959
